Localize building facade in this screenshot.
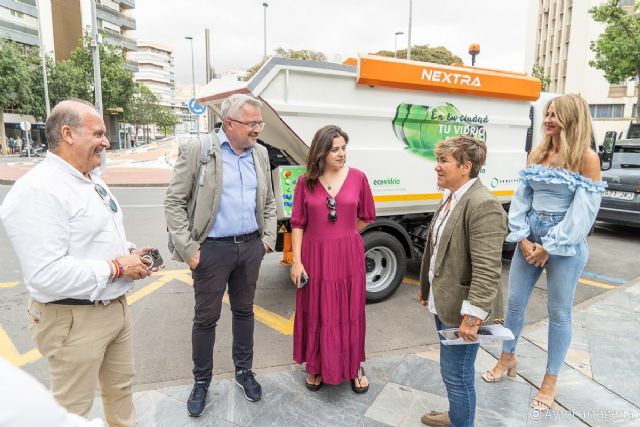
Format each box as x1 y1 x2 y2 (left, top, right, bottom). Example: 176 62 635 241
1 0 137 71
133 40 175 107
525 0 638 143
0 0 40 47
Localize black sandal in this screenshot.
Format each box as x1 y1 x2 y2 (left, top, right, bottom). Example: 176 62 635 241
351 367 369 394
305 375 322 391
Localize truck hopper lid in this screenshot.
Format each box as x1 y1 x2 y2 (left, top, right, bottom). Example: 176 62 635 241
357 54 541 101
196 77 309 164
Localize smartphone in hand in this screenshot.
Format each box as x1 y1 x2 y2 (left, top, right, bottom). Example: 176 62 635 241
298 273 309 289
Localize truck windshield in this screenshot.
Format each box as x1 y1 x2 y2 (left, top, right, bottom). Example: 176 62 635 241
613 147 640 168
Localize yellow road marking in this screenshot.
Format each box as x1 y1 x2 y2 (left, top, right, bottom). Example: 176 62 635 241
178 272 296 336
0 326 41 367
222 294 295 336
126 272 184 305
0 282 19 288
578 278 616 289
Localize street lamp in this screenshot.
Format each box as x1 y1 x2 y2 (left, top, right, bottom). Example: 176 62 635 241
394 31 404 59
262 2 269 60
185 36 198 134
407 0 412 60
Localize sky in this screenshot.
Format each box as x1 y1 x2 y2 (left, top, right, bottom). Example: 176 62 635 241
135 0 532 86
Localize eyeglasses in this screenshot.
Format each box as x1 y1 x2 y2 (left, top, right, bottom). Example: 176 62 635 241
327 196 337 222
95 183 118 213
227 118 265 131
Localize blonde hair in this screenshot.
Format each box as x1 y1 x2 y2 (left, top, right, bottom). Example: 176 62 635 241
528 94 592 171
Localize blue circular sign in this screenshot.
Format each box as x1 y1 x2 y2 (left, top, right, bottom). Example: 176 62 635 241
188 98 207 115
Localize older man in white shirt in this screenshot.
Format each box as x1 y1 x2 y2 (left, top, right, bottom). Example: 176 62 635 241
0 99 155 427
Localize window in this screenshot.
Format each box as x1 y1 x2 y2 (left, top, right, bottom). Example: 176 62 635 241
589 104 624 119
632 104 637 119
619 0 634 6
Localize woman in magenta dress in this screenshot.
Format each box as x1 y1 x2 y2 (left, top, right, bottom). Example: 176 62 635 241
290 125 376 393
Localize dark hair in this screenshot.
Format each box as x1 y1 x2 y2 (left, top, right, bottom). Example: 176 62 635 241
435 135 487 178
305 125 349 191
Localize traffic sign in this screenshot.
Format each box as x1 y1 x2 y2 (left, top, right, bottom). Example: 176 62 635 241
188 98 206 115
19 121 31 132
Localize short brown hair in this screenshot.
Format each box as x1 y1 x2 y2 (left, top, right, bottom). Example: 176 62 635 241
435 136 487 178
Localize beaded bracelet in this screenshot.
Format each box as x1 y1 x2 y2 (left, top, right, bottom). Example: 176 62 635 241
110 259 124 279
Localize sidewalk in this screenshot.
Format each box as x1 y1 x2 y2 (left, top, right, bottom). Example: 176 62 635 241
90 278 640 427
0 140 176 187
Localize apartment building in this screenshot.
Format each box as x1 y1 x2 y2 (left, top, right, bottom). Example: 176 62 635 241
1 0 137 71
133 40 176 107
525 0 638 142
0 0 40 47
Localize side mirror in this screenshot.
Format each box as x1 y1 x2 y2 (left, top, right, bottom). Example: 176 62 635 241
600 131 617 171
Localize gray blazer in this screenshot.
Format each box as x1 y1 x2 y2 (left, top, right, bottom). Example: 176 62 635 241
419 179 508 326
164 131 277 263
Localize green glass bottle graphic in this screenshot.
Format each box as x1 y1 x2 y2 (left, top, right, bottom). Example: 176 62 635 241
392 101 486 161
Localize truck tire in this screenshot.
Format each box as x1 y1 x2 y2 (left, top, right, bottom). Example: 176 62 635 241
363 231 406 303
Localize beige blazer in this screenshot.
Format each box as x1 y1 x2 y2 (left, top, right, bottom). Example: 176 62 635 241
164 131 277 263
419 179 508 326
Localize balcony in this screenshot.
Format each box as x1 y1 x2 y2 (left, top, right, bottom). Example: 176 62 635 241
114 0 136 9
96 3 136 30
103 30 137 51
125 59 138 73
0 0 38 16
608 85 627 98
0 18 39 46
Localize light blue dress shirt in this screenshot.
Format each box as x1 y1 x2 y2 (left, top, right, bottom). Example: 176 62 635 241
506 163 607 256
208 128 259 238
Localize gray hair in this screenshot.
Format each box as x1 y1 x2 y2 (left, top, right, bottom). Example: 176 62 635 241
45 99 96 150
220 94 262 119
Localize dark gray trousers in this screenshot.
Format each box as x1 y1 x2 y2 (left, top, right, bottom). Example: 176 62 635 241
191 236 265 383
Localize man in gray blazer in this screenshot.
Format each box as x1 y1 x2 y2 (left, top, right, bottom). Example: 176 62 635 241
418 136 507 427
165 94 276 417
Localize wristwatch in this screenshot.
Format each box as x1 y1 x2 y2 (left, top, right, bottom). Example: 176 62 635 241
463 314 482 327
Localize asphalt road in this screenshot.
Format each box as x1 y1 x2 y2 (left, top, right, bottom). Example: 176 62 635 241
1 185 638 392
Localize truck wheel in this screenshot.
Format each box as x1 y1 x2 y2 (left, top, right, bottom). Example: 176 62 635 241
363 231 406 303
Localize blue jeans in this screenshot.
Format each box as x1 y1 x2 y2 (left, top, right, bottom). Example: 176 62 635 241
435 316 478 427
502 209 588 375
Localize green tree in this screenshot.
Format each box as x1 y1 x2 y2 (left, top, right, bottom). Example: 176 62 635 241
48 34 135 112
245 47 328 80
531 63 551 91
154 106 180 137
589 0 640 119
0 38 46 153
374 45 463 65
126 85 160 143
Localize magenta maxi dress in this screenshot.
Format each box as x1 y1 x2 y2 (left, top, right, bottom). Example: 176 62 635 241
291 167 376 384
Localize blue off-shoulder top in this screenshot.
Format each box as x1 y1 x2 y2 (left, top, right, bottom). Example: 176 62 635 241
506 163 607 256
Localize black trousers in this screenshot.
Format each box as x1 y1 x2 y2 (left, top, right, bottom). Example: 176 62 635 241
191 236 265 383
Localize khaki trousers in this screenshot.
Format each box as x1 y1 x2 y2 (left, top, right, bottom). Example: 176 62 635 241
28 296 135 427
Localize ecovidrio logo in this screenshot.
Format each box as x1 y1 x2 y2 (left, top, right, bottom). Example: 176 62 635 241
373 178 401 187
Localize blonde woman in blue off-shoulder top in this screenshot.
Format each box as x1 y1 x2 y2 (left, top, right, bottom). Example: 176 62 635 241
481 94 606 411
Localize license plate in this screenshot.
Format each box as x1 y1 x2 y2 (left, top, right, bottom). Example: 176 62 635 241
603 190 635 201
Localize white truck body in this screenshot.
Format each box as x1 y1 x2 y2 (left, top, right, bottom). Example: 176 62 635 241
197 56 542 301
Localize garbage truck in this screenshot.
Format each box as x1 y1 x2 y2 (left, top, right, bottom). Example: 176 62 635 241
196 55 543 302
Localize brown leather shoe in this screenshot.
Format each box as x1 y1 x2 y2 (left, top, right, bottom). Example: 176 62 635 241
420 410 451 426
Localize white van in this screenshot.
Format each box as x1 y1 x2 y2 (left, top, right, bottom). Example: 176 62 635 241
197 55 544 301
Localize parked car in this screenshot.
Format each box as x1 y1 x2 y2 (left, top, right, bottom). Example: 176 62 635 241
598 138 640 227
